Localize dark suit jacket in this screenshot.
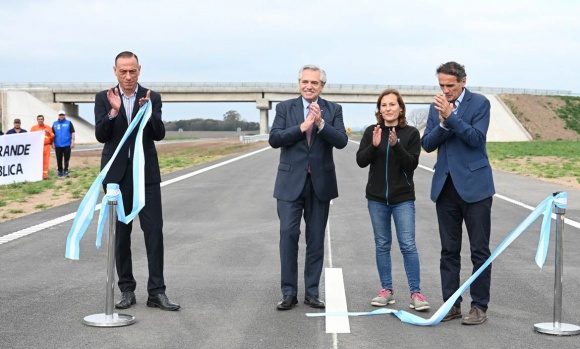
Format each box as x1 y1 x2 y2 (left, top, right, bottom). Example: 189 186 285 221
269 96 348 202
421 88 495 203
94 84 165 186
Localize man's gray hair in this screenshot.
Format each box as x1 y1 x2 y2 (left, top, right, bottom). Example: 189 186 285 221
298 65 327 84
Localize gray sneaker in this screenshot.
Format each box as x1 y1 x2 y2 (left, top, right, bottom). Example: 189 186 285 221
409 292 430 311
371 289 395 307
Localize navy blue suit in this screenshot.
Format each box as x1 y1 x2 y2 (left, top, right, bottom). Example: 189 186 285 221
421 88 495 311
269 96 347 297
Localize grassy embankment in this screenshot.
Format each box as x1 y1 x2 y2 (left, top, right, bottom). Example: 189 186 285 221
486 95 580 181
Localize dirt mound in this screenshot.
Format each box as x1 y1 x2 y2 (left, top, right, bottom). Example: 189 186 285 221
499 94 580 141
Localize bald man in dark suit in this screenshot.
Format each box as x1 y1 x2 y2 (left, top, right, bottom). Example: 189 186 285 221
95 51 179 312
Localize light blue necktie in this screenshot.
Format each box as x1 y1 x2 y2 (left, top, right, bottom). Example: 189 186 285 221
65 101 152 260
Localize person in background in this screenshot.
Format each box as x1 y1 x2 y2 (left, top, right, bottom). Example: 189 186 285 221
356 89 430 312
421 61 495 325
6 118 27 134
269 64 348 310
52 110 76 178
30 115 54 180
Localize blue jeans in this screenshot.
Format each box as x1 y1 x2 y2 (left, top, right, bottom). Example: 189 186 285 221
368 200 421 294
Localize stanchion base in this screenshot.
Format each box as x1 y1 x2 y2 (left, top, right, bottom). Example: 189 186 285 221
83 313 136 327
534 322 580 336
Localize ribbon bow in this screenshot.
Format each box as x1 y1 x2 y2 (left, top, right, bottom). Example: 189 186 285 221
65 101 152 260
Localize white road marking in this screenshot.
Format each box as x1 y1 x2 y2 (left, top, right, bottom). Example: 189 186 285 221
325 268 350 334
0 211 83 245
325 201 351 338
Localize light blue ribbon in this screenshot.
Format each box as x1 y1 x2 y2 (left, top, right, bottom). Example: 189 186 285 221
307 192 567 326
65 101 152 260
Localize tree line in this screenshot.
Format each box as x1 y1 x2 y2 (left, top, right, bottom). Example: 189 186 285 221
164 110 259 131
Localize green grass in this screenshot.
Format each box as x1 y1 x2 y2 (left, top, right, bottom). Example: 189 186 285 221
0 179 53 203
0 166 99 214
555 96 580 134
487 141 580 183
487 140 580 159
157 143 260 173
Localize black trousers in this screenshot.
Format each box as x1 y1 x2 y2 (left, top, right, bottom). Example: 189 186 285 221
115 162 166 296
55 146 71 173
436 176 492 311
277 174 330 297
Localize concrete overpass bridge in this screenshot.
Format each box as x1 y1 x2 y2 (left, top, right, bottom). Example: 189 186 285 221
1 82 572 143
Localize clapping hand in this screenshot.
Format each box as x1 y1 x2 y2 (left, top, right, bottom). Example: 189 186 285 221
372 124 382 147
139 90 151 107
388 127 397 147
106 87 121 117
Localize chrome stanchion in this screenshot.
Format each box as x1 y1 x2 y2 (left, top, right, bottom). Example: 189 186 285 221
534 196 579 336
83 188 136 327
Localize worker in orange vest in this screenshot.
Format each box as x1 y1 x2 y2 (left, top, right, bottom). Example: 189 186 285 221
30 114 55 180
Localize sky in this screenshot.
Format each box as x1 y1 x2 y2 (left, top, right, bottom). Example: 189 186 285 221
1 0 579 129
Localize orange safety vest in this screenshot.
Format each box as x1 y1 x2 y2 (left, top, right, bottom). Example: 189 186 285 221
30 125 55 145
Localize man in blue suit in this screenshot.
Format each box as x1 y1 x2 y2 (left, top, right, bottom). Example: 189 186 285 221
269 65 348 310
421 61 495 325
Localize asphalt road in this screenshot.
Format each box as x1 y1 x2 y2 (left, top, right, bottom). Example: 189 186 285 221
1 141 580 349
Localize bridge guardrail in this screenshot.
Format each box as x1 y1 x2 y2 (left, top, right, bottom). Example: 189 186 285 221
0 82 576 96
240 134 269 144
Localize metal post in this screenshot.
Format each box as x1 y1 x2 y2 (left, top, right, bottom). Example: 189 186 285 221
534 198 580 336
83 188 136 327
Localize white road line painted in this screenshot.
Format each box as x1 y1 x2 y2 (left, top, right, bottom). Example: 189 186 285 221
0 211 84 245
325 268 351 334
325 201 351 337
161 147 271 187
0 147 271 244
327 201 334 268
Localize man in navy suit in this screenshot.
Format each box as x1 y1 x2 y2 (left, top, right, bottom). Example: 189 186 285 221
94 51 180 311
421 61 495 325
269 65 348 310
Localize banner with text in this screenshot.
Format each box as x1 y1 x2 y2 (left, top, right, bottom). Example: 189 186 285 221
0 131 43 185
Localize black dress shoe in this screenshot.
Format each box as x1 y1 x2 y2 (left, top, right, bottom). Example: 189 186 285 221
304 295 325 309
147 293 181 311
277 296 298 310
115 291 136 309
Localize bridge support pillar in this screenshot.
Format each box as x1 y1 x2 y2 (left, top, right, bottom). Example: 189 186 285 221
57 103 79 118
256 98 271 135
